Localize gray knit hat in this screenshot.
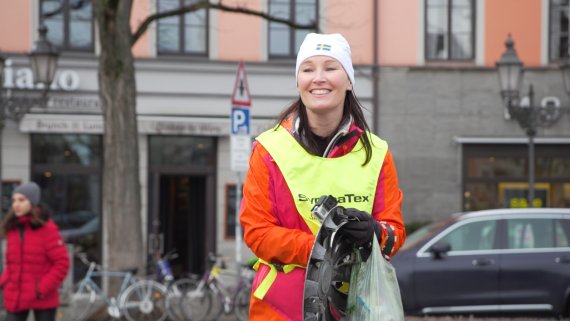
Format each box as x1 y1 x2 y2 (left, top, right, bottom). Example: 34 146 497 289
14 182 41 206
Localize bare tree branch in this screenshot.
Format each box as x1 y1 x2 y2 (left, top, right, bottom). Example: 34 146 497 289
131 0 317 46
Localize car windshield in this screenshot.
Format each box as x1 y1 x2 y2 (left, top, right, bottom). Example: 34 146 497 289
402 217 453 250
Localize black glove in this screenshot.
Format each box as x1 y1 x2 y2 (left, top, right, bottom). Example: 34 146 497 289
339 208 382 246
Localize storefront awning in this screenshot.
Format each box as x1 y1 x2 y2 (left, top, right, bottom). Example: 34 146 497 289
20 114 274 136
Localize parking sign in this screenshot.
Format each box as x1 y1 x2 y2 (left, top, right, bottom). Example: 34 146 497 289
231 107 250 135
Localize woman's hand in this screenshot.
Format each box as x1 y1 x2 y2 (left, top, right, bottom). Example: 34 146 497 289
339 208 381 245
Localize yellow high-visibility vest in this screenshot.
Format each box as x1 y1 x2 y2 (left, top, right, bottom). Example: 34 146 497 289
252 125 388 300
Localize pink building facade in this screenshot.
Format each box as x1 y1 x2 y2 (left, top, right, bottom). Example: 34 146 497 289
0 0 569 276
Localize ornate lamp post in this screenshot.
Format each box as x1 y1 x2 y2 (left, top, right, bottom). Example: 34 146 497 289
0 25 59 214
29 25 59 95
496 35 566 208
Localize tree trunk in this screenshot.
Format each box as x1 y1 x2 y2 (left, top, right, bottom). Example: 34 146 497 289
94 0 143 275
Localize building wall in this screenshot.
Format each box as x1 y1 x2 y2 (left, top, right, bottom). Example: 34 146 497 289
0 1 32 53
380 65 570 222
2 0 569 268
379 1 419 66
374 0 570 221
131 0 153 58
217 0 264 61
484 0 542 66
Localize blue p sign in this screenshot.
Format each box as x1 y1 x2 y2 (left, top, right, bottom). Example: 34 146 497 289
231 107 250 135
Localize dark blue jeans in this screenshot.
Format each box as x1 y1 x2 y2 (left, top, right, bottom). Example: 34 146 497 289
6 308 57 321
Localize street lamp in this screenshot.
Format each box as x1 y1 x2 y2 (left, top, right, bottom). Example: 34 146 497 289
496 34 567 208
29 25 59 93
0 25 59 214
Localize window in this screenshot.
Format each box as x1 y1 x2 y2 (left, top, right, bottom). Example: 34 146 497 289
157 0 208 55
550 0 570 60
438 220 497 251
40 0 94 51
556 219 570 247
463 144 570 211
505 218 570 249
225 184 244 239
149 136 216 166
31 134 102 283
268 0 317 58
425 0 474 60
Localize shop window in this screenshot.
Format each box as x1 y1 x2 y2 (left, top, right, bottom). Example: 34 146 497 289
463 144 570 211
40 0 94 51
1 180 20 216
498 182 550 208
550 0 570 61
31 134 102 283
157 0 208 55
425 0 474 61
268 0 317 58
32 134 101 165
149 136 215 166
466 156 526 178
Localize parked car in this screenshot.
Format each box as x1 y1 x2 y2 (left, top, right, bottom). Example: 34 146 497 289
391 208 570 317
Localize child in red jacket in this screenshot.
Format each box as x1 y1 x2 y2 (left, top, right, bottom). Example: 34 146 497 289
0 182 70 321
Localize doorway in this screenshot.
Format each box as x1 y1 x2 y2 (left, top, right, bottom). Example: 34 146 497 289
158 175 206 275
148 135 217 276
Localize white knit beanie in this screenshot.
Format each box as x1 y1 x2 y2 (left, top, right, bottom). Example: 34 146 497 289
295 33 355 86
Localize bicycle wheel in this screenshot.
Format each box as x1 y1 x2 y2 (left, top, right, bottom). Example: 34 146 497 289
234 284 252 321
177 278 215 321
166 278 207 321
120 279 168 321
68 281 98 321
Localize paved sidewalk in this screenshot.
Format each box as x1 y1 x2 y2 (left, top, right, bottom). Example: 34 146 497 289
55 303 242 321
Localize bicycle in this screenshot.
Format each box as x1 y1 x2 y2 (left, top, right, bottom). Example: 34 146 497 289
69 252 168 321
182 253 254 321
152 249 212 321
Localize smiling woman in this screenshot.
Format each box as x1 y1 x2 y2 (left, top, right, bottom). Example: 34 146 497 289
240 33 405 321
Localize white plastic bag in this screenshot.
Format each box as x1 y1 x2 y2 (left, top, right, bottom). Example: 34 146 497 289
347 234 405 321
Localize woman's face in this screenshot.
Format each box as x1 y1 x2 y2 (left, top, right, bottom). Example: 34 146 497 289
297 56 352 117
12 193 32 217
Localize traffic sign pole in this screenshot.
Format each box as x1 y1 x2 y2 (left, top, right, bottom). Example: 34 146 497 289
230 61 252 269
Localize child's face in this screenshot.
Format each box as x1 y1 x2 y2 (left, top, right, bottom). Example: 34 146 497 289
12 193 32 217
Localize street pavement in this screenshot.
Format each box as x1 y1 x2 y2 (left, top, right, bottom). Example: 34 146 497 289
55 302 241 321
3 306 567 321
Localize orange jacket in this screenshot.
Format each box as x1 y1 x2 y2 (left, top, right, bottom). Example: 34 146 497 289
240 119 405 321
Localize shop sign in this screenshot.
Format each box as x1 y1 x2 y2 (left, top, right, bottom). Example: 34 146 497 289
498 182 550 208
2 58 81 91
21 118 104 134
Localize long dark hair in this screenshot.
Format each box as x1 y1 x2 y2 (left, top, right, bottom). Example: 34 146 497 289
1 205 47 236
276 91 373 165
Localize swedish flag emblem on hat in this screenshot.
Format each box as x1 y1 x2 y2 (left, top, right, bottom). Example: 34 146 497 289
315 44 331 51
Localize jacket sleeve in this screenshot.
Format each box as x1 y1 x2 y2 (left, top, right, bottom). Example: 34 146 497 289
240 142 315 267
38 222 70 296
0 269 8 288
372 150 406 258
0 231 12 288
